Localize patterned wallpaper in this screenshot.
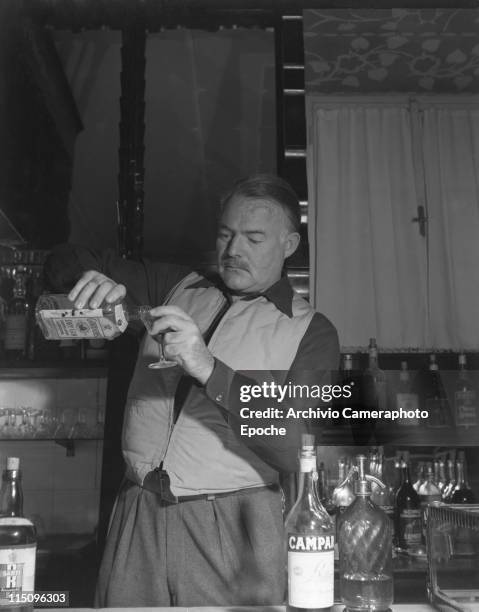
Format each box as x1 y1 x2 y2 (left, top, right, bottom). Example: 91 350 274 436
303 9 479 93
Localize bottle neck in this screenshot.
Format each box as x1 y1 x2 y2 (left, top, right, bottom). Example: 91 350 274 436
456 462 469 488
0 470 24 517
401 464 412 485
368 350 378 369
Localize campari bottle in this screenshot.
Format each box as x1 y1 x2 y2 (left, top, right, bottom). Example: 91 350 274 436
285 439 334 611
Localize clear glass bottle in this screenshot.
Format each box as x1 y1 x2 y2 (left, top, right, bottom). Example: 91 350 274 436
395 459 422 554
412 461 425 493
338 455 393 612
436 459 447 495
418 462 442 508
363 338 388 412
450 451 475 504
332 457 355 514
424 354 452 428
395 361 419 426
454 353 478 428
0 457 37 612
285 440 334 611
442 457 456 502
371 454 395 531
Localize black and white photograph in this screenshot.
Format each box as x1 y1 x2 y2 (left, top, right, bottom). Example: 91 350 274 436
0 2 478 611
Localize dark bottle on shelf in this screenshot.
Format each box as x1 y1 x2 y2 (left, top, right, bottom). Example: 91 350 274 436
395 459 422 553
0 457 37 612
454 354 478 428
424 354 452 428
4 276 28 360
450 451 475 504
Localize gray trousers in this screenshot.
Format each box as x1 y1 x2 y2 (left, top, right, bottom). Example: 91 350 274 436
94 479 285 607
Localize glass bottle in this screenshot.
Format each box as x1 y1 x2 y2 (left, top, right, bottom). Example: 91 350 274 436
332 457 355 515
442 457 456 502
4 275 28 360
395 459 422 553
0 457 37 612
338 455 393 612
424 354 452 428
436 459 447 495
413 461 425 493
285 441 334 611
418 462 442 508
395 361 419 426
371 454 395 530
454 353 478 428
450 451 475 504
363 338 388 412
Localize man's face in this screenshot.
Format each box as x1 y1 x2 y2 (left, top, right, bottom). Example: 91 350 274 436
216 196 299 294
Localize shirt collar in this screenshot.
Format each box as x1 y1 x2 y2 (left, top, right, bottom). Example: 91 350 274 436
185 274 294 318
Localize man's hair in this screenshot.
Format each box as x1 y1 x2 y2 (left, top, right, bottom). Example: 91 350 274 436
220 174 301 234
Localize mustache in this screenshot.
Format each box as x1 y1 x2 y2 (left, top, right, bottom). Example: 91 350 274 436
221 257 248 271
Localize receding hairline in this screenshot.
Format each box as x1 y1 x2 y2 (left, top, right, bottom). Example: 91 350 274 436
219 195 299 234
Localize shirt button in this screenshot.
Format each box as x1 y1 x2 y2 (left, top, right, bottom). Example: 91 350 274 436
215 393 224 402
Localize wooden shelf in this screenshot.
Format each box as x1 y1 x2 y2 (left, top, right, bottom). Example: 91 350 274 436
0 363 107 379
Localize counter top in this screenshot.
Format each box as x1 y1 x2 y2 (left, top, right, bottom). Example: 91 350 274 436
40 606 439 612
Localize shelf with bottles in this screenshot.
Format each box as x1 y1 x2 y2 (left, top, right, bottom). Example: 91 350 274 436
315 446 478 562
334 341 479 446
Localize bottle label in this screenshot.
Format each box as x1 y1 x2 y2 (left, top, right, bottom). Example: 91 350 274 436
399 509 422 547
454 390 477 427
36 303 127 340
287 533 334 608
396 393 419 425
4 315 26 350
0 544 36 606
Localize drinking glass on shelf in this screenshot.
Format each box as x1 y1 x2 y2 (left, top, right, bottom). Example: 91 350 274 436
138 305 176 369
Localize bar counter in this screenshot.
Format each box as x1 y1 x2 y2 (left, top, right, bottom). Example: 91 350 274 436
39 606 448 612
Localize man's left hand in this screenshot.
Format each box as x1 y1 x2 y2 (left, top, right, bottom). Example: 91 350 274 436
145 305 215 385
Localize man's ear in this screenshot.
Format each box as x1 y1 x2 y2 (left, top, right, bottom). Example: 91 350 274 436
284 232 300 258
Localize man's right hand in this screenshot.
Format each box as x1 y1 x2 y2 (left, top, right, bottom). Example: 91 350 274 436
68 270 126 309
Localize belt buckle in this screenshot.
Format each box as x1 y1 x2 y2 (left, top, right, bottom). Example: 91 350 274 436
158 470 178 503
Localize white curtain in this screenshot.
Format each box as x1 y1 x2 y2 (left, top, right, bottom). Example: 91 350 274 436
421 101 479 349
306 95 479 350
306 98 428 350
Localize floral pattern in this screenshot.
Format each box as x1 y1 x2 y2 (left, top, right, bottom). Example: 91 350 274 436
304 9 479 93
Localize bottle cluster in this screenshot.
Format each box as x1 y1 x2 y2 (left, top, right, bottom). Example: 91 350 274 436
0 252 114 363
0 250 47 362
338 338 478 432
317 449 475 561
286 439 394 612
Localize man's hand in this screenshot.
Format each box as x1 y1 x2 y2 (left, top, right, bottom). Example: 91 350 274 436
68 270 126 309
146 305 215 385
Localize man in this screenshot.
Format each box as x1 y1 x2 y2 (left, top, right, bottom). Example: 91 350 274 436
46 174 339 607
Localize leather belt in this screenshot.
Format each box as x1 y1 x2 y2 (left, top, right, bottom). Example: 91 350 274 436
141 468 278 504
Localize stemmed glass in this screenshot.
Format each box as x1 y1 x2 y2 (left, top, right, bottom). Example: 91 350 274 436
138 305 176 369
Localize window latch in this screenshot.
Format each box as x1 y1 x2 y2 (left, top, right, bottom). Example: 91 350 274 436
412 205 428 237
